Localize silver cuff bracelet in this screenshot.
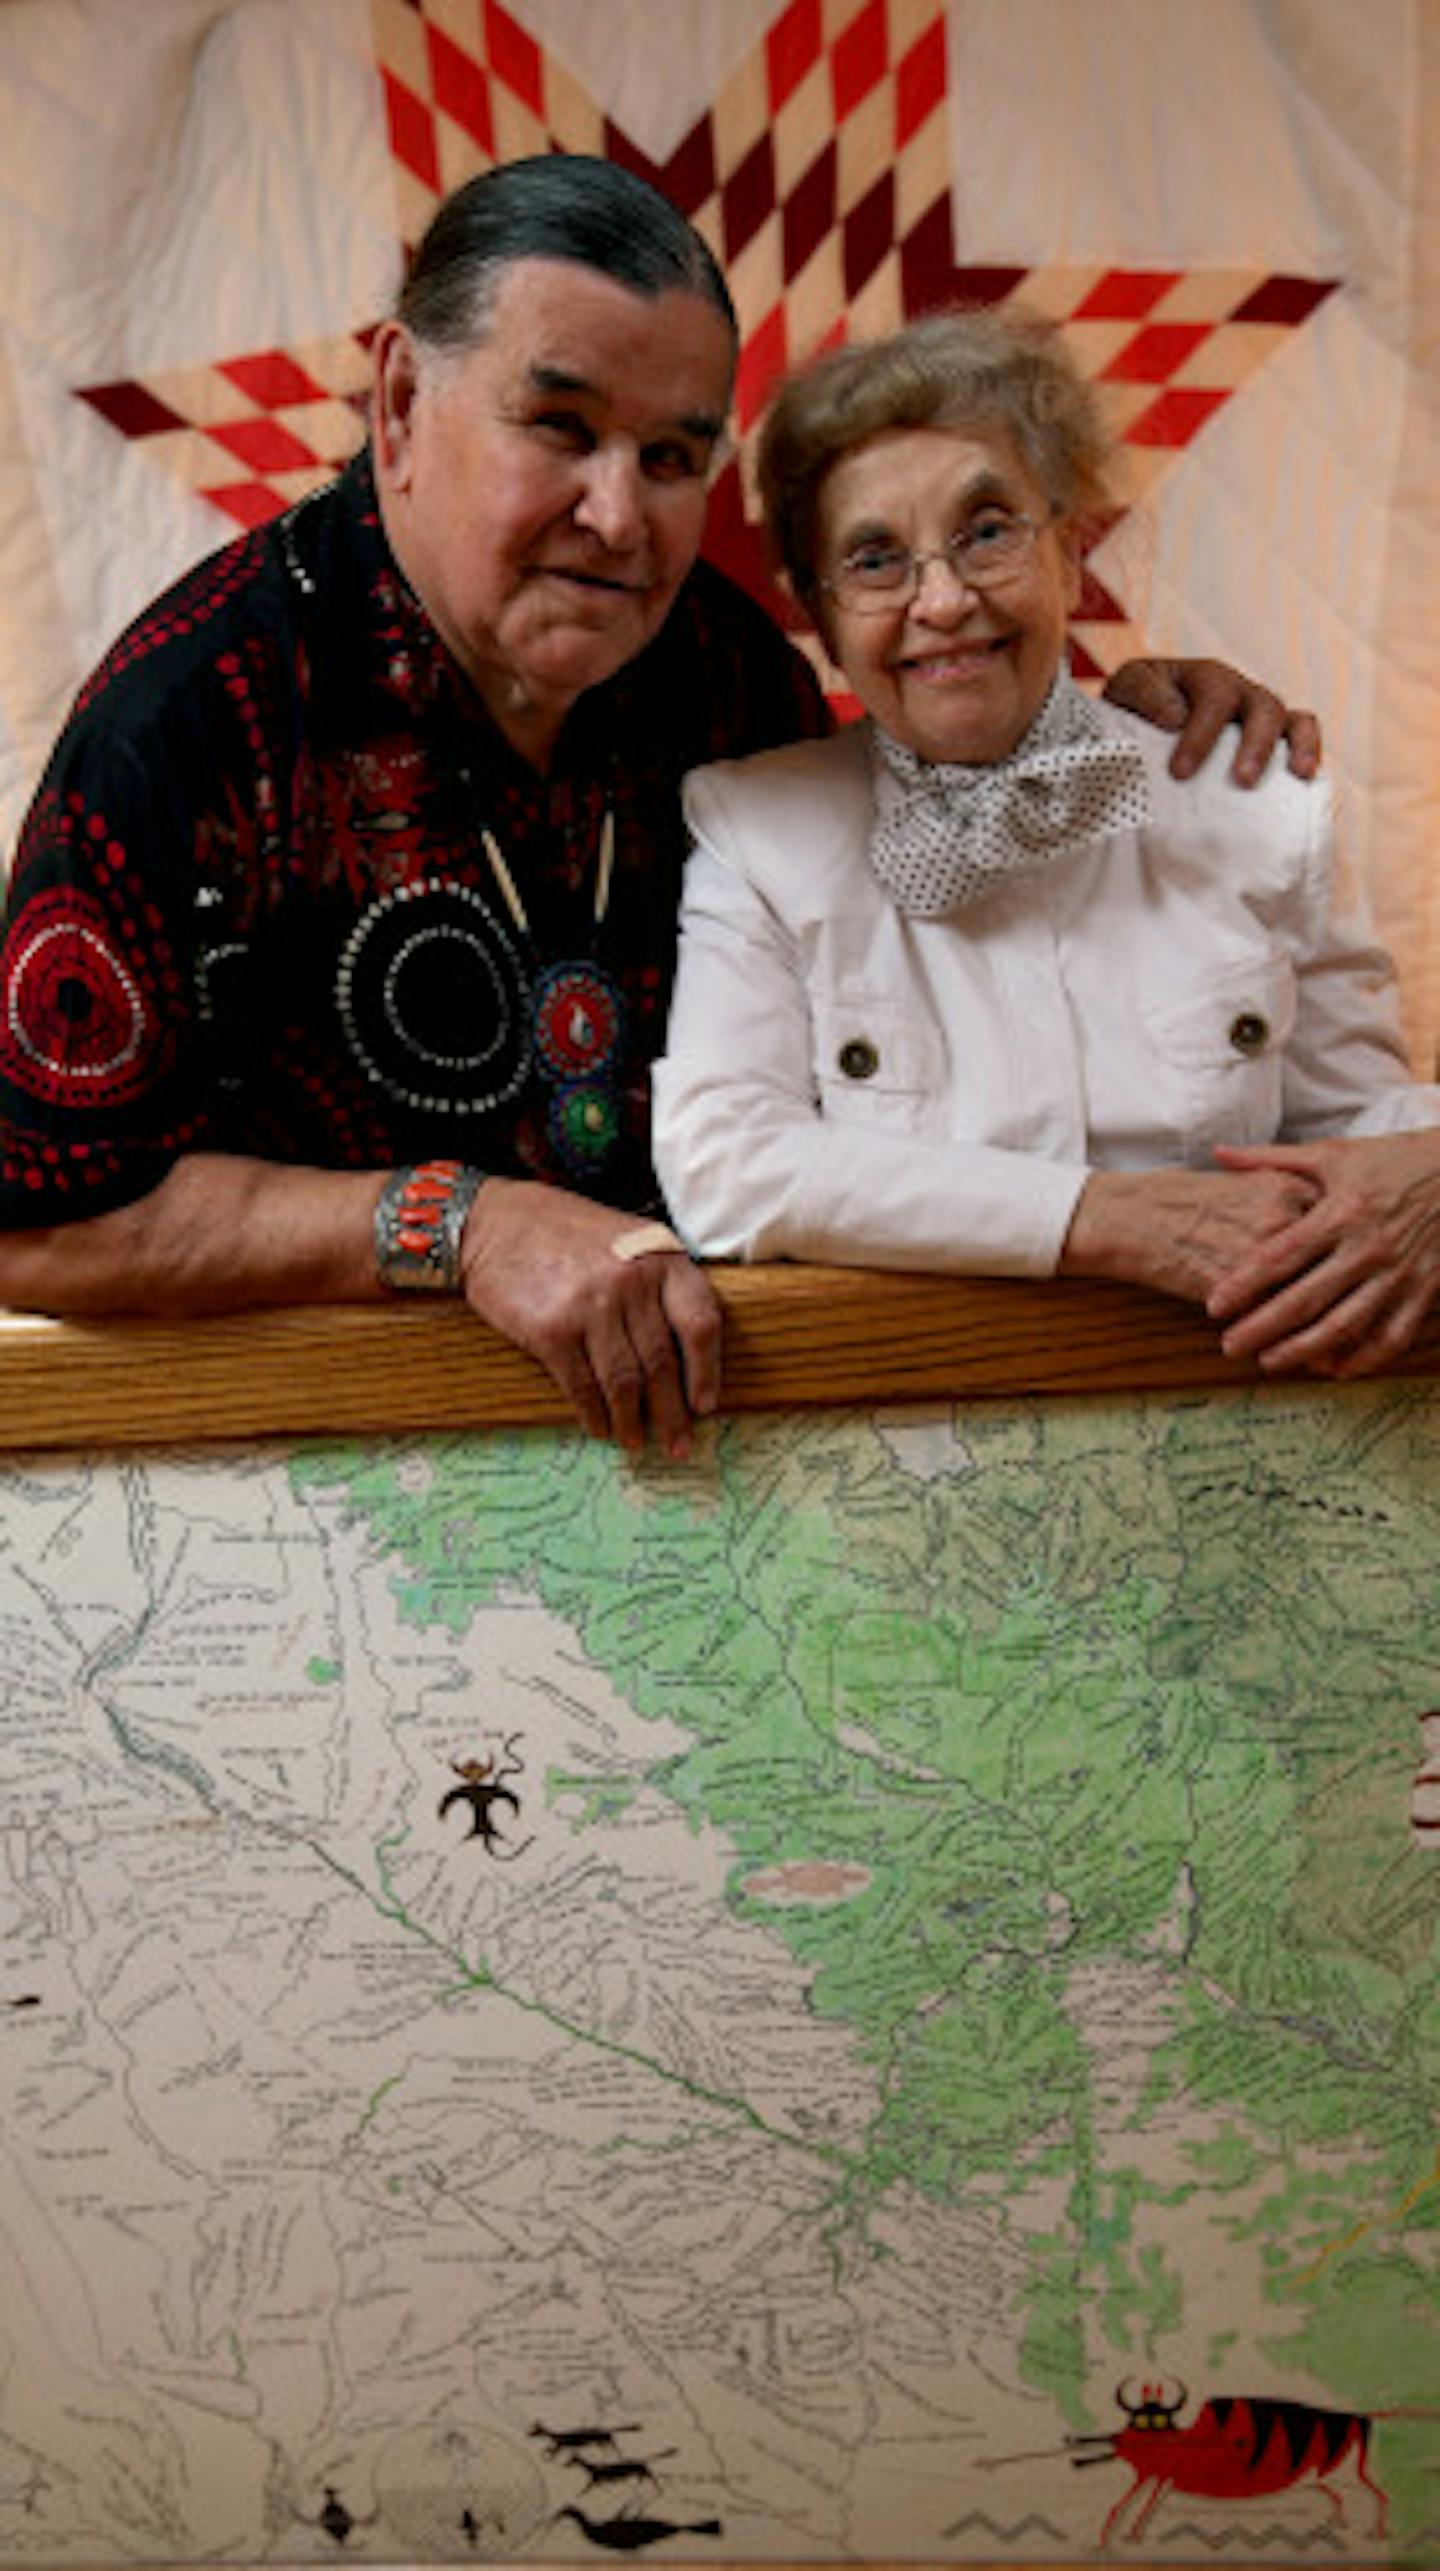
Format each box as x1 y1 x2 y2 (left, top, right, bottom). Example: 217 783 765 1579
374 1161 486 1292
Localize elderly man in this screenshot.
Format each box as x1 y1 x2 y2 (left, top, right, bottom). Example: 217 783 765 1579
0 155 1314 1452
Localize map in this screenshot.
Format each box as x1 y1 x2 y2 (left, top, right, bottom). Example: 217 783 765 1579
0 1379 1437 2565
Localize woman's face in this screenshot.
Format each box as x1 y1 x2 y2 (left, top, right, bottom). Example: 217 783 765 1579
812 422 1080 765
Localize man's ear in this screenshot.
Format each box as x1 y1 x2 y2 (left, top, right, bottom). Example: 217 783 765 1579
371 322 422 493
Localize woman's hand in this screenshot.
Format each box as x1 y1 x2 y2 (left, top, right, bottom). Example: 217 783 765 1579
1205 1131 1440 1375
1060 1162 1321 1303
1103 657 1321 786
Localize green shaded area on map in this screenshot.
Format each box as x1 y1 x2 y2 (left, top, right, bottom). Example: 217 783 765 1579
291 1383 1440 2527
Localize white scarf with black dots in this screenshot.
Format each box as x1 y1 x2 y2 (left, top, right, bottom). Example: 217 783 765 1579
867 670 1152 918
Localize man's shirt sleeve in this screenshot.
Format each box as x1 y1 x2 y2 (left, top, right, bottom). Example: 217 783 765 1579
0 717 206 1227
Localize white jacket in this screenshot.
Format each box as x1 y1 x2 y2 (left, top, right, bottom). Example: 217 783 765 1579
652 709 1440 1273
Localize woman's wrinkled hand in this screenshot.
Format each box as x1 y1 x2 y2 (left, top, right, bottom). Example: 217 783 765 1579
1205 1130 1440 1375
1060 1161 1322 1304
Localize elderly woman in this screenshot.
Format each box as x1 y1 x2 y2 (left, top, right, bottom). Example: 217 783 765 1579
652 307 1440 1374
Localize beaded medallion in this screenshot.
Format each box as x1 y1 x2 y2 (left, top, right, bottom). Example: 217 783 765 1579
334 878 530 1117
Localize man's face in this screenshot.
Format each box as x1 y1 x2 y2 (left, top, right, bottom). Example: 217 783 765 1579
373 257 735 765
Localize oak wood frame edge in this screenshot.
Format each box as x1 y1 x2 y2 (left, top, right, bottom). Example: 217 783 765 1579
4 1265 1439 1452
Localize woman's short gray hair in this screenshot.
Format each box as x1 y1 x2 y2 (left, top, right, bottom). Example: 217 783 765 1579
757 304 1116 606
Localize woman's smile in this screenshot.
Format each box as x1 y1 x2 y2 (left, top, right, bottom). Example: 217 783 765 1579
895 633 1014 681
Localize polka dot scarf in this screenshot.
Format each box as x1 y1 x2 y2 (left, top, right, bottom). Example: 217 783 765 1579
867 670 1152 918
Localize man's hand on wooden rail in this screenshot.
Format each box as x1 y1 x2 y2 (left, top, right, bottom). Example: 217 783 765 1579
0 1152 722 1457
457 1177 720 1460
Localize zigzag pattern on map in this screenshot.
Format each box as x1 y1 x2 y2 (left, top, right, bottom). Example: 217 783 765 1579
1136 2521 1356 2552
937 2512 1070 2544
74 0 1335 680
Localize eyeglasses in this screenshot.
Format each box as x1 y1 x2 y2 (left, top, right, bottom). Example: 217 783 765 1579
820 511 1054 615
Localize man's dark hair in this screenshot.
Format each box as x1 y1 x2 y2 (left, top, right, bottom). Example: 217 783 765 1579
397 154 737 350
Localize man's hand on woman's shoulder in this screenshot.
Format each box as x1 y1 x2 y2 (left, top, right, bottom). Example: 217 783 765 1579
1104 656 1321 786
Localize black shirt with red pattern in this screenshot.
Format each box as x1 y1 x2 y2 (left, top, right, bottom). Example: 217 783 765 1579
0 452 827 1225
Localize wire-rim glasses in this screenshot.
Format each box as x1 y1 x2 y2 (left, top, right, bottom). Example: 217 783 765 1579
820 510 1054 615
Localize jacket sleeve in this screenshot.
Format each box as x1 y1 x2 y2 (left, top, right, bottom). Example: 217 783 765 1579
651 820 1084 1276
1276 782 1440 1138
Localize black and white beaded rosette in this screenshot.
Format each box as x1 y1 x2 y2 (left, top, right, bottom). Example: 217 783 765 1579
335 879 531 1116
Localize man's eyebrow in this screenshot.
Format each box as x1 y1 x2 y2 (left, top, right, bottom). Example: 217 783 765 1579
524 363 723 444
527 362 596 398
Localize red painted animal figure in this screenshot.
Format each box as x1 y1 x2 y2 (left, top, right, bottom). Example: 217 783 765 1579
1067 2381 1392 2544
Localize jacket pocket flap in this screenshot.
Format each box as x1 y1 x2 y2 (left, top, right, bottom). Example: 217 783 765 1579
1140 958 1296 1073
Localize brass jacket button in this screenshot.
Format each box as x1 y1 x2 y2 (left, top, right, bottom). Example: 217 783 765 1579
838 1037 879 1081
1228 1011 1270 1056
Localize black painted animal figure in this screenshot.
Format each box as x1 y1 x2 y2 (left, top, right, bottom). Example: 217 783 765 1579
530 2423 641 2461
555 2504 723 2550
568 2450 677 2492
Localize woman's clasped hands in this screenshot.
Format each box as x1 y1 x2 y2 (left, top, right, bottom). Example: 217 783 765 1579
1065 1132 1440 1377
1206 1128 1440 1376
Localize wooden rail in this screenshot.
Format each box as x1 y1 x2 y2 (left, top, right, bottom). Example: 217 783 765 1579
4 1263 1439 1449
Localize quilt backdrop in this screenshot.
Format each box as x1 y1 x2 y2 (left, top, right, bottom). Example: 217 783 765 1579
0 0 1436 1053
